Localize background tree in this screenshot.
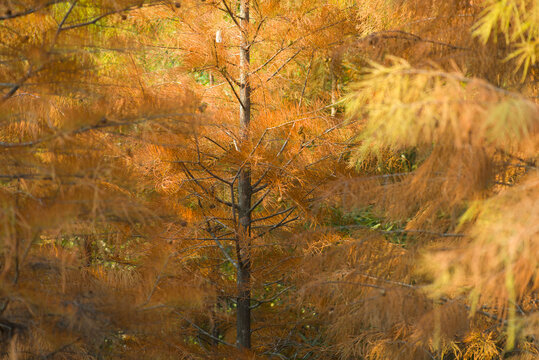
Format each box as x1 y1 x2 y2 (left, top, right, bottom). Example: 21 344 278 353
296 1 538 359
0 1 202 358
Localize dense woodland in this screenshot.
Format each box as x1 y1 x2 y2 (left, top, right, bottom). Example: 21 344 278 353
0 0 538 359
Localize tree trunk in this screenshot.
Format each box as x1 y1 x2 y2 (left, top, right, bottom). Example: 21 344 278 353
236 0 252 350
330 58 338 117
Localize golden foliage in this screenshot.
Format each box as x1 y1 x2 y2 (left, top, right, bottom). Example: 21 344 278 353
0 0 537 359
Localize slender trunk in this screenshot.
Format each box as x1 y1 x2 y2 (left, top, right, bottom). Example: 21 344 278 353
82 235 93 266
330 58 338 117
236 0 252 350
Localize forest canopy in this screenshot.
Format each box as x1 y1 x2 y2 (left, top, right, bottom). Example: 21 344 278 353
0 0 537 359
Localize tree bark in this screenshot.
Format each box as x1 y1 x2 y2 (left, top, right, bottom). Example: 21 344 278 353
330 57 338 117
236 0 252 350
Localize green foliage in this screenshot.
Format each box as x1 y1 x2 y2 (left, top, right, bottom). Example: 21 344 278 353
473 0 539 80
327 206 408 245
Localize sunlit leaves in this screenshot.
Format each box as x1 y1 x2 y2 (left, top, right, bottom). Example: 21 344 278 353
345 58 538 165
473 0 539 80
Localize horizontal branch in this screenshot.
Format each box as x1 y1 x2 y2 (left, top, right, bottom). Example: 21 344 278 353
250 286 292 309
0 1 65 21
363 30 471 51
330 224 466 238
322 281 387 293
0 113 196 148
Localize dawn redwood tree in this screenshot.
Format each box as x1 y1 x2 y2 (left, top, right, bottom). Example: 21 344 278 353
136 0 354 348
295 0 539 359
0 1 201 357
183 0 357 351
127 0 358 354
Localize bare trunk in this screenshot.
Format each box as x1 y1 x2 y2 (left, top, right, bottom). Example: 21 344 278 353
330 58 338 117
82 235 93 266
236 0 252 350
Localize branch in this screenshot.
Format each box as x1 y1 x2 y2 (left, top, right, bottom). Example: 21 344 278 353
250 286 292 309
252 206 296 223
249 18 346 77
59 4 144 31
2 68 33 102
173 311 235 348
252 181 269 194
255 216 299 238
139 253 175 307
264 49 302 84
299 52 315 108
249 189 270 213
51 0 78 48
0 113 197 148
202 221 239 270
220 0 241 29
363 30 471 51
250 16 267 49
180 164 238 209
220 69 245 110
203 136 227 152
39 338 81 359
330 224 466 238
198 163 232 186
249 46 289 75
0 1 66 21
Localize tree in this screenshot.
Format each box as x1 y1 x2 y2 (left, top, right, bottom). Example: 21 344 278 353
143 0 357 354
0 1 200 358
296 0 539 359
